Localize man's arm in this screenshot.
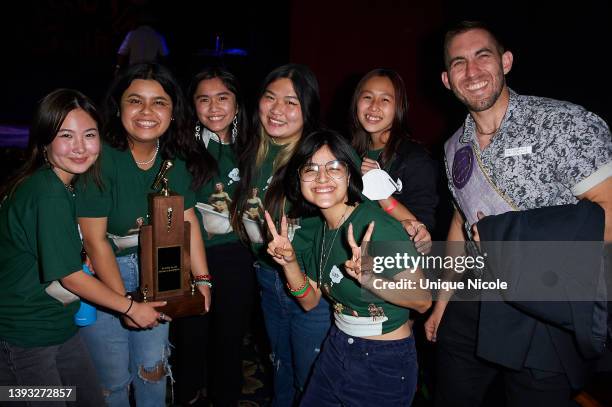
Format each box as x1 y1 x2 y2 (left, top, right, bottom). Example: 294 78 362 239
577 177 612 241
424 208 466 341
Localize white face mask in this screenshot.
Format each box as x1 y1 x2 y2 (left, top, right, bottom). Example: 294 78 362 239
361 169 399 200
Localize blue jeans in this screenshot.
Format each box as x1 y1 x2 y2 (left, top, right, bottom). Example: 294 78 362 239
255 262 332 407
0 332 104 407
80 253 170 407
300 325 418 406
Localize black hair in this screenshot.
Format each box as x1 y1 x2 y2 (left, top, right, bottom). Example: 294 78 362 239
350 68 412 168
186 66 249 185
0 88 102 199
103 63 208 189
286 129 362 218
443 20 505 68
231 63 321 233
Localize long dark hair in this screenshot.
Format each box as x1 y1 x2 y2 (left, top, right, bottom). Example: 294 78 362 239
0 89 102 199
104 63 208 189
186 66 249 186
350 68 410 169
286 129 363 217
231 64 321 233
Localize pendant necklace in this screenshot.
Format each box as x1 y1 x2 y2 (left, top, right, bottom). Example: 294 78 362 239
318 205 350 287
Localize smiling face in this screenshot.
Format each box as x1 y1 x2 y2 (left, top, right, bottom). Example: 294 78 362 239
356 75 396 138
300 145 349 211
258 78 304 144
47 108 100 184
194 77 237 140
120 79 173 144
442 28 513 112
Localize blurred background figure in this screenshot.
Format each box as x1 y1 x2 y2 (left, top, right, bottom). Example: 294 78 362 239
115 10 169 75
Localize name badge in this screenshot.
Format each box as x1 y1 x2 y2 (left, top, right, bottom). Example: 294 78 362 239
504 146 532 157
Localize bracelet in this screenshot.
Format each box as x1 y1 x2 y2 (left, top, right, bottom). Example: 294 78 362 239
195 280 213 288
286 273 308 295
295 284 312 299
384 198 398 213
193 274 212 282
123 294 134 315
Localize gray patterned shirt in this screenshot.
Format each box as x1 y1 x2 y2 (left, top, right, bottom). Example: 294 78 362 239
446 89 612 211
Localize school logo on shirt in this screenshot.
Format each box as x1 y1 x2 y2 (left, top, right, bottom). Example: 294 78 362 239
330 265 343 285
227 168 240 185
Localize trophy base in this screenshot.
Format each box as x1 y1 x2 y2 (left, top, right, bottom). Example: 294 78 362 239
131 290 206 319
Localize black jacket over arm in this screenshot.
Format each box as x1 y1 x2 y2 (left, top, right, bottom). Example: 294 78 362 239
476 200 608 388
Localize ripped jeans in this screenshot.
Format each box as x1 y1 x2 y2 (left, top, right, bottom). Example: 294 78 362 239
80 253 170 407
255 262 332 407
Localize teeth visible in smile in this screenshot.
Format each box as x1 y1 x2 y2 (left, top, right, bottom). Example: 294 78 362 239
208 116 224 121
314 187 334 193
136 120 157 127
466 81 487 91
269 118 284 125
365 114 382 122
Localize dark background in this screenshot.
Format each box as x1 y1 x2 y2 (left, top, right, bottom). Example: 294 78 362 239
0 0 610 236
1 0 609 140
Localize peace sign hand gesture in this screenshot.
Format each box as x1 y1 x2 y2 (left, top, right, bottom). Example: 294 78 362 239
264 211 297 266
344 221 375 285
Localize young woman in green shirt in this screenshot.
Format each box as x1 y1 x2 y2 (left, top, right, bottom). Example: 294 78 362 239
76 64 211 407
265 129 431 406
170 66 255 406
230 64 332 406
0 89 164 405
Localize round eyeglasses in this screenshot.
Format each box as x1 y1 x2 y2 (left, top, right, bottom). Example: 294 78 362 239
298 160 349 182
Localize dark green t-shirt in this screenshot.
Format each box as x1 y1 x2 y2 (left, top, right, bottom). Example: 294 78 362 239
245 142 321 269
0 167 82 347
194 139 240 247
76 143 196 256
307 200 416 334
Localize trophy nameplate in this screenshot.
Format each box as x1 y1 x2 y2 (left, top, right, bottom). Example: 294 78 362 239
138 160 204 317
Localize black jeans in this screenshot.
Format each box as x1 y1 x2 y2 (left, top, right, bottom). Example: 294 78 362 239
434 301 572 407
171 241 256 406
0 332 104 407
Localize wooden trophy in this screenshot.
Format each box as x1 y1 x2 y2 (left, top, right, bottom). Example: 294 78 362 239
138 160 204 317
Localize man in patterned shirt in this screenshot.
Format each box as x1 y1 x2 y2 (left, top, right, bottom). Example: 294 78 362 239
425 20 611 406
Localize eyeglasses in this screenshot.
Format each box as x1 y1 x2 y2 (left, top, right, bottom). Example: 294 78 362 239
298 160 349 182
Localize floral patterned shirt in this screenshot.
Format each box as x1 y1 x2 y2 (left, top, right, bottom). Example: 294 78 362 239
445 89 612 210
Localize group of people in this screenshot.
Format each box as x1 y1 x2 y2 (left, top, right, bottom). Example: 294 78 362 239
0 20 610 407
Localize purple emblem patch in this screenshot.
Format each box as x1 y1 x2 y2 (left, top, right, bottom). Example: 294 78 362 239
452 146 474 189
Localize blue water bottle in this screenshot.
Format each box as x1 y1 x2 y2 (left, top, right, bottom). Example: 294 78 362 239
74 264 97 327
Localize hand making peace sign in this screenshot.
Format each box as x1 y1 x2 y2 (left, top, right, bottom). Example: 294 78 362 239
344 221 375 285
264 211 297 266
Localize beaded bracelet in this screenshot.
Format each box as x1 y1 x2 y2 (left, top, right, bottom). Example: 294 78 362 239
193 274 212 282
294 284 312 299
286 273 308 296
195 280 212 288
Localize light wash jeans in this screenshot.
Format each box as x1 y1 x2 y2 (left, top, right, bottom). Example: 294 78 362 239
80 253 170 407
255 262 332 407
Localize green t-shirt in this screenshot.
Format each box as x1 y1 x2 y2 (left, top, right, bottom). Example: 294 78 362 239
307 200 416 334
76 143 196 257
194 139 241 247
245 142 321 269
0 167 82 347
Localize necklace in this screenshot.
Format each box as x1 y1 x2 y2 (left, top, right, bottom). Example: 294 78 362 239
64 183 75 194
134 140 159 166
318 205 350 287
